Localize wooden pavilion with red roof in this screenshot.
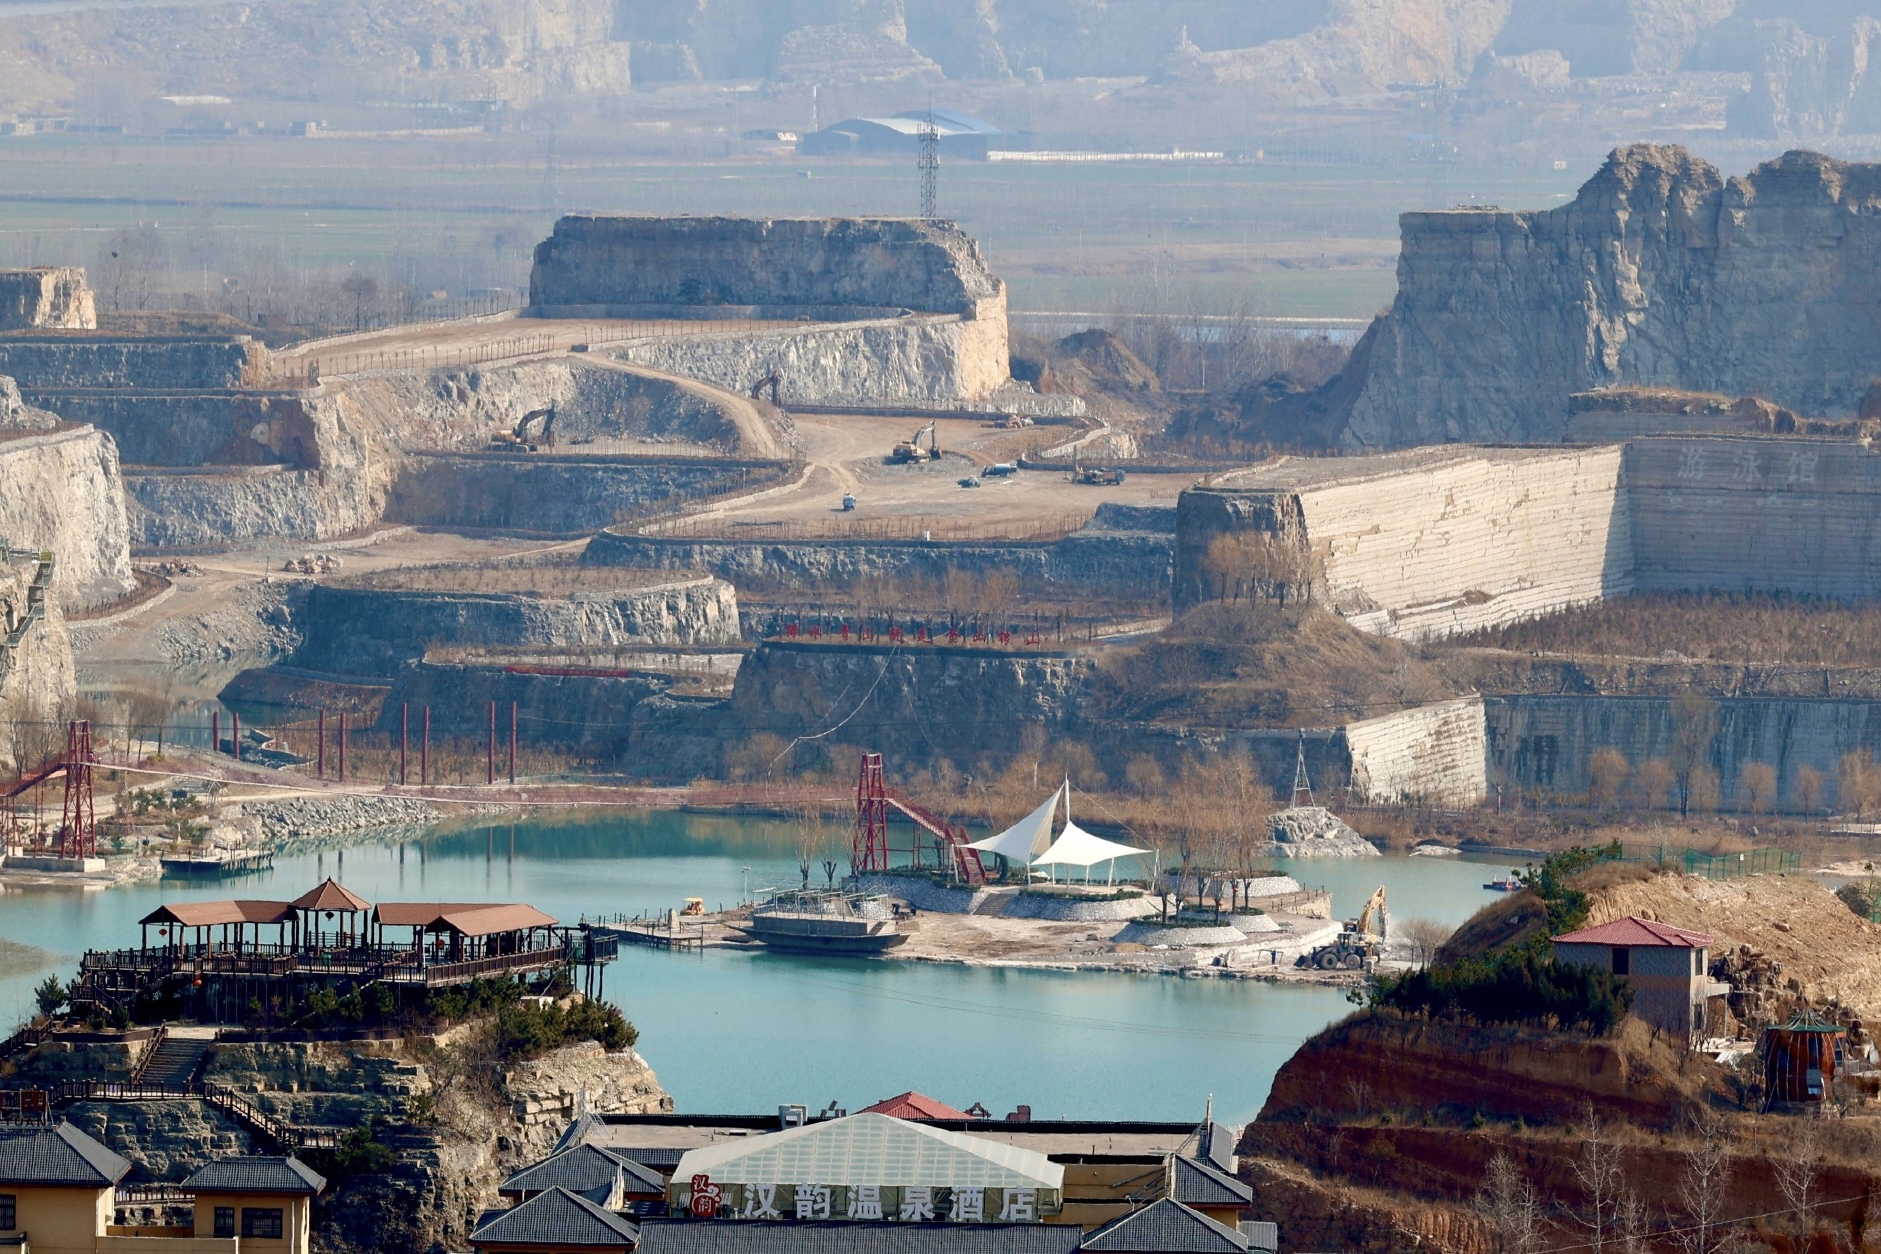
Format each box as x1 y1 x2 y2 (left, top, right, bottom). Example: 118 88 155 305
72 879 615 1026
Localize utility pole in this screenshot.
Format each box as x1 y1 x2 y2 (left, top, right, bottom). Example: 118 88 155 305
918 107 939 220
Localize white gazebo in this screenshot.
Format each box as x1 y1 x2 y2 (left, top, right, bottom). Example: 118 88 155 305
1029 821 1153 885
965 782 1065 868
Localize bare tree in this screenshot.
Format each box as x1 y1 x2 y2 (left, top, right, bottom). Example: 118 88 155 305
1570 1101 1624 1254
1636 759 1677 811
1399 917 1454 967
1475 1152 1541 1254
1840 750 1881 817
339 272 381 332
1669 692 1720 816
1793 765 1826 815
1617 1189 1652 1254
1590 748 1630 809
1675 1106 1731 1254
1772 1114 1818 1239
1737 762 1777 816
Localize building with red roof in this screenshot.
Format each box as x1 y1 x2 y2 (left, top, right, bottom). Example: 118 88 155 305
860 1092 976 1121
1552 916 1730 1040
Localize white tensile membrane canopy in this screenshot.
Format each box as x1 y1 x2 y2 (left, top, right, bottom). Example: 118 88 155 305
1029 820 1153 885
966 781 1065 864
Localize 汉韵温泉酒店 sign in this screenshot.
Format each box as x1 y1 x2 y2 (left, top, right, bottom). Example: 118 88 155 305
682 1176 1058 1222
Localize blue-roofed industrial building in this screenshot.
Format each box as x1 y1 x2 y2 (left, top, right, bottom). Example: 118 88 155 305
800 111 1004 159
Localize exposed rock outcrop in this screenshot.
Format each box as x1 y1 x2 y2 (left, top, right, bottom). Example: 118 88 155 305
0 421 135 610
1326 146 1881 448
0 266 95 330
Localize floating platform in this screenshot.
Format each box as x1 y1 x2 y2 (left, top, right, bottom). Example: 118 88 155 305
158 850 274 877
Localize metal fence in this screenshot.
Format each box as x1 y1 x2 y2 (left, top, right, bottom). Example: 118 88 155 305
1618 843 1801 878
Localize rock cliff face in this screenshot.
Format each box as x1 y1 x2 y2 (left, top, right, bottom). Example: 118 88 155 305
529 216 1004 319
49 1035 670 1254
0 423 136 610
1332 146 1881 449
0 552 75 769
291 574 741 676
0 267 95 330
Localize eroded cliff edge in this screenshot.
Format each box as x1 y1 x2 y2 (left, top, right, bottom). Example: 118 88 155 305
1323 145 1881 448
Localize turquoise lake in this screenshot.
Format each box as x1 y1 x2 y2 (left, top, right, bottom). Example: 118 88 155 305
0 811 1523 1124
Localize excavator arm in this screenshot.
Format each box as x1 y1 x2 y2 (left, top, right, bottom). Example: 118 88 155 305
1353 886 1388 939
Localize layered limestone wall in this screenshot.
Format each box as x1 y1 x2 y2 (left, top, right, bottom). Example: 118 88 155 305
291 574 740 676
1343 698 1488 807
1178 445 1630 637
583 527 1173 604
387 454 783 534
0 267 95 330
1328 146 1881 448
608 313 1015 406
727 640 1095 763
528 216 1014 406
0 334 262 389
529 216 1003 317
1485 694 1881 813
0 424 135 609
374 660 668 739
45 391 318 467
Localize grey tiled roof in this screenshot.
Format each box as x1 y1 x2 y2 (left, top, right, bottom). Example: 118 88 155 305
1080 1200 1249 1253
0 1121 131 1187
1198 1123 1235 1171
501 1145 664 1197
471 1186 639 1248
1171 1157 1252 1208
637 1220 1084 1254
183 1156 327 1196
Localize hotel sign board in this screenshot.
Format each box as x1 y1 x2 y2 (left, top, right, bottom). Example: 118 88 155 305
676 1176 1062 1222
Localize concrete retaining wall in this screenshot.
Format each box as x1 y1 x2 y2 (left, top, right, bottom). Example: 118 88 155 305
1485 693 1881 813
1624 437 1881 598
1178 436 1881 641
1343 697 1488 807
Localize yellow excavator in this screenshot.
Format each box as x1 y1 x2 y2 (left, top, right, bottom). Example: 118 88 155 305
1304 885 1387 971
488 405 557 452
889 419 941 464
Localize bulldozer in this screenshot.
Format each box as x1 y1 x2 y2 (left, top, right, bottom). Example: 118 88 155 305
1302 885 1387 971
889 420 941 464
488 404 556 452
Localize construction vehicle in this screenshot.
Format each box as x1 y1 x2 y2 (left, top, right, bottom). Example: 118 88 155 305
488 405 556 452
750 372 782 405
1302 885 1387 971
958 475 982 489
982 462 1018 477
1073 463 1126 486
889 420 941 464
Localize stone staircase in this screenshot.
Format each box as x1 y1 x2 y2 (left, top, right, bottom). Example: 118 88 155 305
131 1029 213 1090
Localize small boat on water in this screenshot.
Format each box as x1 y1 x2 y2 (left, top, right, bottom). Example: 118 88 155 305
1483 873 1523 892
731 890 908 955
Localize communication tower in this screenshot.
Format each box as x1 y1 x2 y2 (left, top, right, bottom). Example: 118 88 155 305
918 110 939 220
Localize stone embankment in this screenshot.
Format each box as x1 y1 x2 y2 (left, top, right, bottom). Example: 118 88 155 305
0 549 73 771
0 267 94 329
217 795 457 849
